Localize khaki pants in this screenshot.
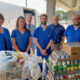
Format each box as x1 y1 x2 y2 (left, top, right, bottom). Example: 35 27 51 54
51 43 61 51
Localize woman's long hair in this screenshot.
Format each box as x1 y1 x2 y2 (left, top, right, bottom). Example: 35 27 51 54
16 16 29 32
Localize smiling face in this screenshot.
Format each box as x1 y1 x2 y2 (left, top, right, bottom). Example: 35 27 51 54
26 16 32 25
16 16 26 29
0 14 4 27
72 14 80 26
53 16 59 26
18 18 25 28
40 15 47 25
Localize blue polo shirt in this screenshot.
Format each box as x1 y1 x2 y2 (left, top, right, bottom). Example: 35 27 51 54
0 27 12 51
26 24 35 49
48 24 65 43
64 25 80 42
11 29 31 53
33 26 53 59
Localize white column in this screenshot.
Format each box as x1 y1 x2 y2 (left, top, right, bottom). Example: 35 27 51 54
78 7 80 14
46 0 56 25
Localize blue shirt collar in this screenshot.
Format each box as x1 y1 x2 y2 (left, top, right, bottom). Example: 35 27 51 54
26 24 31 28
40 25 48 31
52 23 60 27
72 24 80 30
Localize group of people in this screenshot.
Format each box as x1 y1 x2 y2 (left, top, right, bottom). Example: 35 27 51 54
0 13 80 60
0 13 80 79
0 14 35 54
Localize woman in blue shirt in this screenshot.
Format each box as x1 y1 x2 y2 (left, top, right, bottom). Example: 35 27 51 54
11 16 32 54
0 13 12 51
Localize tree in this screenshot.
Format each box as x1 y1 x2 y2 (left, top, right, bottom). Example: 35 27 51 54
56 10 68 21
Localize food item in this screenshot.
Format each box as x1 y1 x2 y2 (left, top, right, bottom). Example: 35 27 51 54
48 50 80 79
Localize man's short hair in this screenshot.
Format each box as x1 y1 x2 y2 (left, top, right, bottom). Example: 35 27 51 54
25 14 32 19
0 13 4 21
72 14 80 19
40 14 48 19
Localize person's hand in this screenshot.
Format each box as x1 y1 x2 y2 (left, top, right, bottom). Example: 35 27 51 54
41 49 47 56
43 53 48 56
41 49 46 54
26 50 28 53
60 44 63 50
30 53 34 56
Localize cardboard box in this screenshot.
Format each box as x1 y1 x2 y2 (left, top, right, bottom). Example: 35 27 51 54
63 43 80 58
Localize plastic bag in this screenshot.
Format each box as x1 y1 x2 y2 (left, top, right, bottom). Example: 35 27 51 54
22 55 42 79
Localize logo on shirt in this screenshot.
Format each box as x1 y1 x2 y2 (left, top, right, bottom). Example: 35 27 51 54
48 34 50 37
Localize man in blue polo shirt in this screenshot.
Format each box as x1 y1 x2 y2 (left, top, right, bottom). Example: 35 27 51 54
33 14 53 80
48 16 65 50
64 14 80 42
33 14 53 59
26 14 36 55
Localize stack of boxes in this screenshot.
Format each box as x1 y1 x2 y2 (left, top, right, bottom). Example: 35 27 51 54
63 42 80 58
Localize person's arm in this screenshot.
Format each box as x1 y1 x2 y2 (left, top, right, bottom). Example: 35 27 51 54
61 36 67 43
45 30 53 51
60 35 67 50
45 40 53 50
60 25 69 49
64 36 67 42
6 29 12 50
59 26 65 48
60 37 65 49
26 37 32 53
33 28 47 56
61 36 64 44
34 38 47 56
12 38 21 51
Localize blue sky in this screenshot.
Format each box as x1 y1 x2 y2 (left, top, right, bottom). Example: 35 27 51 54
0 0 46 13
